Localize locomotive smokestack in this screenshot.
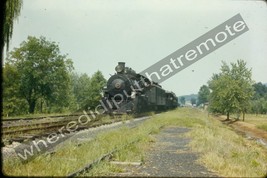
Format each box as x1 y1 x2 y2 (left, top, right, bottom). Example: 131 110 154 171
118 62 125 69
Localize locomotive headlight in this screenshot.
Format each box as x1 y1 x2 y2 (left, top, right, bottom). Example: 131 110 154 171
115 65 123 73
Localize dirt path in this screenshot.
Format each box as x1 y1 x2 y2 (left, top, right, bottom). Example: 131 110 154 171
117 126 218 177
217 116 267 146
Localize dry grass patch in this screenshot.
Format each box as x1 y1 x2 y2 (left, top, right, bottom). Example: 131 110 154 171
244 114 267 131
188 114 267 177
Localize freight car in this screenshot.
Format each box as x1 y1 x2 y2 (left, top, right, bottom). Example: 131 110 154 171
101 62 177 114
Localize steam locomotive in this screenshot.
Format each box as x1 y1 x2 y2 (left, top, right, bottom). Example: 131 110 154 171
101 62 177 114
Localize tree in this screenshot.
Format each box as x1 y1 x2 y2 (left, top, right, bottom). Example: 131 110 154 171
197 85 210 106
208 60 254 120
5 36 73 114
3 63 28 116
252 82 267 100
249 82 267 114
250 98 267 115
3 0 23 52
1 0 23 117
191 97 196 106
86 71 106 108
71 72 91 110
71 71 106 110
180 97 185 105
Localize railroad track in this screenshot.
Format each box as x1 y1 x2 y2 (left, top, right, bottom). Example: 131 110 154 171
2 112 124 123
67 124 158 177
2 115 152 177
2 114 82 122
1 114 128 146
67 138 141 177
3 117 84 132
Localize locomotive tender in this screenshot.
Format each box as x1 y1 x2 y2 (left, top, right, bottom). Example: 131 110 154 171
101 62 177 114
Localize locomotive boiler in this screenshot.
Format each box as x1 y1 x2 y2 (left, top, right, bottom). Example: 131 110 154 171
101 62 177 114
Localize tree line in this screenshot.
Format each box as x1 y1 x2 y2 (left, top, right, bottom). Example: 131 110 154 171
197 60 267 120
3 36 106 116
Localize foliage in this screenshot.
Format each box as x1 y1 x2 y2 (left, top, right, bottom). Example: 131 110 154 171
208 60 254 120
197 85 210 106
252 82 267 100
190 97 196 106
71 72 91 110
71 71 106 110
3 34 107 116
250 97 267 114
87 71 106 108
4 0 23 50
2 63 28 116
180 96 185 105
249 82 267 114
4 36 74 114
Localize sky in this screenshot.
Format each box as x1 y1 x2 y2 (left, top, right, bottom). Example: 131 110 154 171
4 0 267 96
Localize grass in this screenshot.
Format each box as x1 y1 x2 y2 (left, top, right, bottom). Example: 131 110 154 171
258 124 267 131
230 113 267 131
83 139 150 176
188 112 267 177
3 108 267 177
244 114 267 131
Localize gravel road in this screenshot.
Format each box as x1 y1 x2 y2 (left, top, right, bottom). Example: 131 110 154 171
118 126 218 177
